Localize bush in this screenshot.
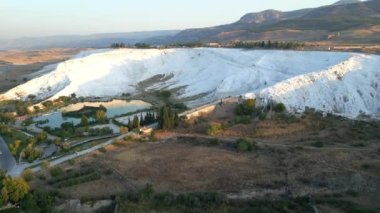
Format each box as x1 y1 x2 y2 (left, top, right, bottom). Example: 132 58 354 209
209 138 220 146
207 122 223 136
98 147 107 153
22 169 34 182
236 99 256 115
104 169 113 175
142 183 154 200
312 141 324 148
274 103 286 113
235 116 251 124
68 159 75 165
236 138 256 152
50 167 64 177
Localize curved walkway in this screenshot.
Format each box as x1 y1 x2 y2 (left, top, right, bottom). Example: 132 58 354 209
0 136 17 173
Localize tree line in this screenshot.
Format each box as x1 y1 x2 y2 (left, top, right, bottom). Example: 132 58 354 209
110 42 151 49
126 111 158 131
232 40 305 50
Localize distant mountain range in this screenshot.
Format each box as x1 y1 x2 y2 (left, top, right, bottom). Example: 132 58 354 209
0 31 180 50
153 0 380 44
1 0 379 50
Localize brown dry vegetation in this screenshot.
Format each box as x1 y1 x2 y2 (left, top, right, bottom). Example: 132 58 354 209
0 49 83 65
0 49 83 92
30 104 380 211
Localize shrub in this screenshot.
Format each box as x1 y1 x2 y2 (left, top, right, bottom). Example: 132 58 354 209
68 159 75 165
235 116 251 124
236 99 256 115
22 168 34 182
312 141 324 148
50 167 64 177
274 103 286 113
38 174 46 180
236 138 256 152
142 183 154 200
104 169 113 175
209 138 220 146
98 147 107 153
41 160 50 171
207 122 223 136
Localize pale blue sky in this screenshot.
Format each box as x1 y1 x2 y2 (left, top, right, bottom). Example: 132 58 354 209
0 0 338 39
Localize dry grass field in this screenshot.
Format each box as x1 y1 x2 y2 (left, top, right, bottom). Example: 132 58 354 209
0 49 83 92
29 104 380 212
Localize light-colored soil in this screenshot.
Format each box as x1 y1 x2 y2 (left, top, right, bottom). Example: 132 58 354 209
0 49 83 93
0 49 82 65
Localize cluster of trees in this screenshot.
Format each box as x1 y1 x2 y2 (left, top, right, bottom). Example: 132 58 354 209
207 122 223 136
88 127 113 136
126 112 158 131
110 42 151 49
1 126 47 161
134 43 151 48
95 110 108 124
110 43 128 48
38 94 77 112
16 132 47 162
158 106 179 130
63 105 107 119
22 141 43 163
0 112 15 124
15 100 30 116
235 99 256 116
165 42 204 48
0 171 30 206
233 40 305 50
20 189 54 213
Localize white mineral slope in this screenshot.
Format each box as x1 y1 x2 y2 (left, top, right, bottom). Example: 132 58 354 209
1 48 379 118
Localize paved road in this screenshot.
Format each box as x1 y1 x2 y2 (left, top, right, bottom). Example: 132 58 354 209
0 136 17 173
8 133 127 176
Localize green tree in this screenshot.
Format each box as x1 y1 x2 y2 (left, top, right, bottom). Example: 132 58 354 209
0 112 15 124
21 190 53 213
9 140 21 156
127 118 133 130
207 122 223 136
236 138 256 152
3 177 29 203
158 106 178 130
32 190 53 213
22 169 34 182
41 160 50 171
35 132 48 143
80 115 89 127
20 194 39 213
236 99 256 116
160 107 170 130
274 103 286 113
50 167 63 177
95 110 107 124
132 115 140 129
0 187 9 206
